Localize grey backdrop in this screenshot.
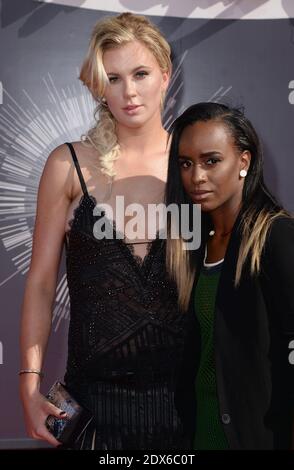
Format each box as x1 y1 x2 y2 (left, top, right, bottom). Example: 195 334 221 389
0 0 293 447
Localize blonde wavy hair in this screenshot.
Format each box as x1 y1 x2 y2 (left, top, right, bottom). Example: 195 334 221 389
79 12 172 179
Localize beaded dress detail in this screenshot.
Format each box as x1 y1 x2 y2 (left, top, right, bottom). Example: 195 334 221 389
63 143 187 450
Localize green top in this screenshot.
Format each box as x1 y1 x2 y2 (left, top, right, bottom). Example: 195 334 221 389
193 261 229 450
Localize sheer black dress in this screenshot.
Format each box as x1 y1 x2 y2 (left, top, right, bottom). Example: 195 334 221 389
63 143 187 450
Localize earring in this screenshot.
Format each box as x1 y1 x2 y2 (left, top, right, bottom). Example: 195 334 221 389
240 169 247 178
99 97 108 107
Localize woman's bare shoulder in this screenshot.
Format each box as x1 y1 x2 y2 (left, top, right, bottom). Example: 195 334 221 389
70 140 99 158
46 140 95 159
38 143 90 204
44 141 99 178
49 141 103 199
57 140 101 170
46 142 73 167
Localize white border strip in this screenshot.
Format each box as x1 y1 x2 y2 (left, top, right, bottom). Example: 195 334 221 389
34 0 294 19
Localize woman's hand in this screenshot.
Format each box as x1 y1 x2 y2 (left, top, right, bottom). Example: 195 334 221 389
20 379 67 447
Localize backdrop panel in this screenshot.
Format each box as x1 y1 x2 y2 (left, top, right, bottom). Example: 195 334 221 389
0 0 293 447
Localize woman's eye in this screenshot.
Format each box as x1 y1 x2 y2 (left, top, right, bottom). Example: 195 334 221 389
108 76 118 83
135 71 148 79
179 159 192 169
206 158 220 165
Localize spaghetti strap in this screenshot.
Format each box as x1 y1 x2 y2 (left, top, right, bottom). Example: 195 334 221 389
65 142 89 197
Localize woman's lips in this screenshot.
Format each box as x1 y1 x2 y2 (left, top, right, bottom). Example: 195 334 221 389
190 190 212 201
123 105 142 114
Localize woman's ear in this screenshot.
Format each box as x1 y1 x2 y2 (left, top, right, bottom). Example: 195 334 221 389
161 71 170 92
240 150 251 172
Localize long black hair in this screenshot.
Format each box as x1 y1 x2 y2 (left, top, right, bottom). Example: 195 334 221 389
165 102 290 311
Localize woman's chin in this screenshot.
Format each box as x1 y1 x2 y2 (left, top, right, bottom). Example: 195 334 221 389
193 201 212 212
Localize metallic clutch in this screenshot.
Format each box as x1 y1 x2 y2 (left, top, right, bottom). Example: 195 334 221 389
45 381 93 445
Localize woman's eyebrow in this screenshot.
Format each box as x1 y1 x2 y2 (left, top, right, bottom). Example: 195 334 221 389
178 151 222 158
107 65 152 75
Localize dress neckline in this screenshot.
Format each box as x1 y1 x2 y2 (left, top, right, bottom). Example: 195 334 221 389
65 193 162 278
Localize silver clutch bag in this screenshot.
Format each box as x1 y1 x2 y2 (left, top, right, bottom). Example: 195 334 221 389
45 381 93 445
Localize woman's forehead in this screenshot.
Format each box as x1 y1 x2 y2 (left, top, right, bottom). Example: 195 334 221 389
103 41 158 72
179 121 232 150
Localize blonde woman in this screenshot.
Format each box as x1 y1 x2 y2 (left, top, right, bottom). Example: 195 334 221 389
165 102 294 449
20 13 187 449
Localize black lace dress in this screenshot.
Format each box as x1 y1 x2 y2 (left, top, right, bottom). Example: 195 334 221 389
63 143 188 450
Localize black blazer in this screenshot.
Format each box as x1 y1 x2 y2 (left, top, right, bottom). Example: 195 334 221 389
176 214 294 449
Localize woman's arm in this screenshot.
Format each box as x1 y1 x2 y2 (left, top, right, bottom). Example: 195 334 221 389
264 216 294 449
19 144 73 446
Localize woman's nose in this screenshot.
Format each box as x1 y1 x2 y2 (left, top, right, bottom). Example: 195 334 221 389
123 78 136 98
191 164 207 185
